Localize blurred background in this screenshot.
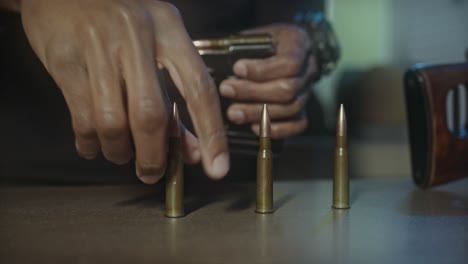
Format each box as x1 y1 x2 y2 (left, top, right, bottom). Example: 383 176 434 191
304 0 468 178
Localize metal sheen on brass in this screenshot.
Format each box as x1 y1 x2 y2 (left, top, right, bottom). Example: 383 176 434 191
333 104 350 209
256 104 274 214
165 103 184 218
193 34 273 55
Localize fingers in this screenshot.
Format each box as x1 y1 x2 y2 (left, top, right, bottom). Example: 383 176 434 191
154 5 229 179
227 93 309 124
71 97 100 160
49 63 100 160
181 125 201 164
221 55 317 103
33 1 216 183
220 77 305 103
121 13 168 184
170 54 229 179
252 114 308 139
233 25 312 82
86 35 132 165
233 54 303 82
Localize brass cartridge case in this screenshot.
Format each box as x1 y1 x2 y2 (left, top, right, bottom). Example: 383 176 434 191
165 103 184 218
333 104 350 209
256 104 274 214
165 138 184 217
193 34 273 55
333 138 349 209
256 137 273 213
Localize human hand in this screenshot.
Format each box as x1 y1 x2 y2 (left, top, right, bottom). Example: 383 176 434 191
20 0 229 183
219 24 317 139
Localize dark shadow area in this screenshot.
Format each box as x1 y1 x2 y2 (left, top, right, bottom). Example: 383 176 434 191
113 182 258 215
274 192 296 212
113 186 215 216
112 182 305 215
114 184 165 208
225 185 302 212
186 183 256 215
184 196 218 216
349 185 362 206
400 190 468 216
226 185 255 211
114 192 165 208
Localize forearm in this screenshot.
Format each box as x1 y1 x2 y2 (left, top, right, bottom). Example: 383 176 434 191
0 0 21 12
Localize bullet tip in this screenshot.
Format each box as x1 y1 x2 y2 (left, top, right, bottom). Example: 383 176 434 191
169 102 181 138
337 104 347 137
260 104 271 137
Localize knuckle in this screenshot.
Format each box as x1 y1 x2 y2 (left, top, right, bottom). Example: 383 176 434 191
96 111 128 140
279 80 298 102
45 42 84 79
285 59 302 76
155 1 181 19
116 3 143 20
93 72 114 91
133 101 167 134
50 63 87 87
187 72 217 105
290 96 306 115
205 126 227 147
114 2 151 28
73 119 96 140
79 23 106 49
159 2 181 17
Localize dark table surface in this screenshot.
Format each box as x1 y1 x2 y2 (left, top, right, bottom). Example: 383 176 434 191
1 178 467 264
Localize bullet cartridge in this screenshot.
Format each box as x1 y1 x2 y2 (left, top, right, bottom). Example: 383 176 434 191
256 104 274 214
333 104 350 209
165 102 184 218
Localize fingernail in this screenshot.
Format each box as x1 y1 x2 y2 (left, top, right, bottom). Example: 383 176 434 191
211 152 230 179
234 62 248 77
75 142 97 160
78 152 97 160
82 155 97 160
220 84 236 97
77 150 97 160
102 151 132 165
228 108 245 124
136 166 164 185
114 158 131 165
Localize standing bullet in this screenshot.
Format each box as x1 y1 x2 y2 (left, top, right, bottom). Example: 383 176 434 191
165 102 184 218
333 104 350 209
256 104 274 214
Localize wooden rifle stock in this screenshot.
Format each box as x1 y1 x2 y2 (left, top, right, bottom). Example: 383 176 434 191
404 62 468 188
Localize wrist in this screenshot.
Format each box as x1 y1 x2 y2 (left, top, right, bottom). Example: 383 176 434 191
295 12 341 81
0 0 21 12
